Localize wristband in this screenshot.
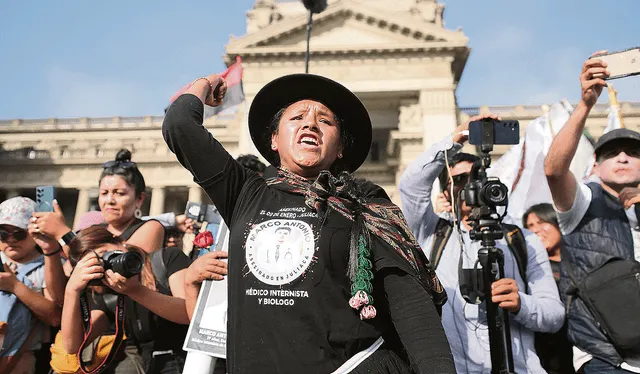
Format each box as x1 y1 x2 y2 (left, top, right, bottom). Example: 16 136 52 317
192 77 215 99
43 245 62 257
58 231 77 247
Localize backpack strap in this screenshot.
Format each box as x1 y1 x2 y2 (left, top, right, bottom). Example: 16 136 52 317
502 223 529 293
429 218 454 270
150 249 171 294
119 219 147 241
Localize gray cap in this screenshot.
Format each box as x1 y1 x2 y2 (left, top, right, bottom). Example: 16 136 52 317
0 197 36 230
594 128 640 155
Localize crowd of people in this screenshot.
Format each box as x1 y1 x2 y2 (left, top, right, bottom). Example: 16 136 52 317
0 52 638 374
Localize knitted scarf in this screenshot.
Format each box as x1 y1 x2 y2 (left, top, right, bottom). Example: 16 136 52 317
266 168 446 319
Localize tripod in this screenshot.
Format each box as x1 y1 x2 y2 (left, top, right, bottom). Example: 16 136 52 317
471 214 515 374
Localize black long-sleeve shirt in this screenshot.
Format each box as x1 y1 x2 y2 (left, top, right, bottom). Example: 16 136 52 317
163 94 454 373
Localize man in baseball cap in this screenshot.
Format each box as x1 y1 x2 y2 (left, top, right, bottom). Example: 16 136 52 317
0 196 65 373
545 52 640 373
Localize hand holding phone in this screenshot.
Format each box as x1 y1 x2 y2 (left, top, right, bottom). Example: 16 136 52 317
590 48 640 80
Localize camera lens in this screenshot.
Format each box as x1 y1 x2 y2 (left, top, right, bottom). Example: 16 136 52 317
481 180 508 206
102 251 143 278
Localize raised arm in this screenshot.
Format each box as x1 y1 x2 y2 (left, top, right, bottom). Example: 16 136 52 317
162 76 248 223
545 53 609 211
398 135 460 245
512 233 565 334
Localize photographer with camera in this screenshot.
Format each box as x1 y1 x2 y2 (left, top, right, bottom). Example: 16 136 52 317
59 226 190 374
544 52 640 373
399 115 564 373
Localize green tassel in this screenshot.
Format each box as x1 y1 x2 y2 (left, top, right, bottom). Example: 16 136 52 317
349 235 374 304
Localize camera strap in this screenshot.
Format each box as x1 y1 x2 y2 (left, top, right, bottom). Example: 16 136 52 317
78 291 126 374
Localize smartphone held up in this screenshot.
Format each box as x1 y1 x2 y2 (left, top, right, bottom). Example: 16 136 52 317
590 47 640 80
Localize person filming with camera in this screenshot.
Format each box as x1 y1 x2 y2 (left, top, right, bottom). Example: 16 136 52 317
59 226 190 374
544 52 640 373
399 115 564 373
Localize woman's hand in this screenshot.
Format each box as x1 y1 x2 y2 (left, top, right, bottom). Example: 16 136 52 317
204 74 226 107
185 251 228 285
175 214 196 233
102 270 141 295
66 254 104 294
31 200 71 240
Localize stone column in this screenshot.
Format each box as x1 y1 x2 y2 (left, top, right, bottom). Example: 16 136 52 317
419 88 459 148
188 186 202 203
73 188 91 226
149 187 166 216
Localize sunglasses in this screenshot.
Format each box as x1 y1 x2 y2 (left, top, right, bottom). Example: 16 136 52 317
450 173 470 187
102 160 137 169
598 146 640 161
0 229 28 242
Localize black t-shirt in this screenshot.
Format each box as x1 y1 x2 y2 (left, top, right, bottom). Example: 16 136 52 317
163 95 454 373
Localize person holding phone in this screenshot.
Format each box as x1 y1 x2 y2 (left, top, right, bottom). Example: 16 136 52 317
0 197 64 374
397 116 564 373
545 52 640 373
32 149 165 255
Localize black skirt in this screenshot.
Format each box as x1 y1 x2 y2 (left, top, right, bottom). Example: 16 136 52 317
351 347 413 374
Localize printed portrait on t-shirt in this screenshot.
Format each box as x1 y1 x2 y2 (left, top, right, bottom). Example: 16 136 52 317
245 219 315 286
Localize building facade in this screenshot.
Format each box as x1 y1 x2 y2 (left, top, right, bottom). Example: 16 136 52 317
1 0 639 226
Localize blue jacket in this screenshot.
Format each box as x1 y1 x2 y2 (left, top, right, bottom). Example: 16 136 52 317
0 256 44 357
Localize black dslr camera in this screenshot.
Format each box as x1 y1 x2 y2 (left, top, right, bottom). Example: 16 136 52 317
88 250 144 287
463 119 518 212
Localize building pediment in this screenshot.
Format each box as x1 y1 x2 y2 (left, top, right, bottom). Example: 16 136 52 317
226 0 468 56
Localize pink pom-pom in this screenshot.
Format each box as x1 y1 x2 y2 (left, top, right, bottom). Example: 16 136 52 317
360 305 377 320
349 290 369 310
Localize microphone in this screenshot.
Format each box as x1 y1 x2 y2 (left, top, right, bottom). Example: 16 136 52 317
635 204 640 231
301 0 328 14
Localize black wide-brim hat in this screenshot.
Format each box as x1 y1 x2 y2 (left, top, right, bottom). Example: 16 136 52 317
248 74 372 172
594 128 640 156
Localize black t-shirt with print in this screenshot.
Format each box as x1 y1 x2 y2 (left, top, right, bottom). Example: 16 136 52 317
164 95 381 373
164 94 454 374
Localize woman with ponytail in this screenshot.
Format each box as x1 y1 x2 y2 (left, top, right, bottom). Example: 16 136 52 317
164 73 454 373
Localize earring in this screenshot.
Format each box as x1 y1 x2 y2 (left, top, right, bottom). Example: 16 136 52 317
338 153 343 159
135 208 142 219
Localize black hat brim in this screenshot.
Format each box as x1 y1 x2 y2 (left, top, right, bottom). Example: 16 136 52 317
248 74 372 173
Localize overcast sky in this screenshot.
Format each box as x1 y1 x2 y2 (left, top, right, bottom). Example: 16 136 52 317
1 0 638 119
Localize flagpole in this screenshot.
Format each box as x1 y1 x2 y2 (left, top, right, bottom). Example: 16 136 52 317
305 10 313 73
607 84 625 128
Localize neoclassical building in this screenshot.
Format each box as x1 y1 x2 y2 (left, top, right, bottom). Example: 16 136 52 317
1 0 639 226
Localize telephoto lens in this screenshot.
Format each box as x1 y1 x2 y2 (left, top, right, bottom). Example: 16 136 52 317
102 251 144 278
